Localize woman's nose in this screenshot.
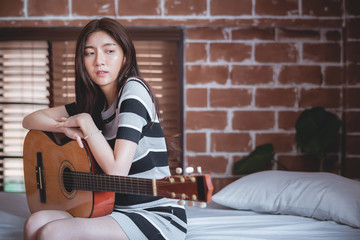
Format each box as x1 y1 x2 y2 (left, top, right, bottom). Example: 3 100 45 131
95 52 105 66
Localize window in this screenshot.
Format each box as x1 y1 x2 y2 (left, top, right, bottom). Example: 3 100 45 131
0 28 183 192
0 41 50 192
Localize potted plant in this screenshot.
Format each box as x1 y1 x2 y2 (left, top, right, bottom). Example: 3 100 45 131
295 106 342 171
233 106 341 174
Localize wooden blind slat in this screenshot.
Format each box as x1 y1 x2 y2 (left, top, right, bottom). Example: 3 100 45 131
0 41 50 192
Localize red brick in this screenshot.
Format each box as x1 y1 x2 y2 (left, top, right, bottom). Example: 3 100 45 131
347 18 360 39
232 28 275 40
344 157 360 179
303 43 341 62
72 0 115 16
278 29 320 40
346 42 360 62
186 65 228 85
255 88 297 107
231 65 274 85
186 88 207 107
300 88 341 108
277 155 322 172
232 111 275 130
186 133 206 152
346 111 360 132
186 43 207 62
187 155 228 174
211 133 252 152
279 65 322 85
346 64 360 85
186 28 230 40
325 30 341 41
210 43 252 62
302 0 342 17
186 111 227 130
256 0 299 16
0 0 23 16
165 0 206 15
256 133 295 153
345 88 360 108
118 0 160 15
324 66 343 85
346 0 360 15
211 0 252 15
210 88 252 108
347 135 360 155
278 111 301 130
211 177 238 193
28 0 68 16
255 43 298 63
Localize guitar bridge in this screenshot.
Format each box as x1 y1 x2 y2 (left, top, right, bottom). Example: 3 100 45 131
36 152 46 203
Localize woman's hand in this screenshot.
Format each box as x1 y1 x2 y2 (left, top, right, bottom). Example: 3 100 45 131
55 113 96 148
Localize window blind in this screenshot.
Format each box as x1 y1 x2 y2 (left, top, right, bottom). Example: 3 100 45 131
0 41 50 192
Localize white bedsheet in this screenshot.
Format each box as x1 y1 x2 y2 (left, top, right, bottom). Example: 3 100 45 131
185 202 360 240
0 192 30 240
1 193 359 240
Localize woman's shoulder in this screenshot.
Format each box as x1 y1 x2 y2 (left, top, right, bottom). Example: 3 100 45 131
123 77 150 92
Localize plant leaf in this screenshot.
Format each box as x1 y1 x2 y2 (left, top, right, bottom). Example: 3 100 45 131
233 143 274 174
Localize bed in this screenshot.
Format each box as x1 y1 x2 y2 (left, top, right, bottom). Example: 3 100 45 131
1 170 360 240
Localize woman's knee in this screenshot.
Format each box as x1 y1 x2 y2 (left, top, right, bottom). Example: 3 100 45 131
24 210 71 240
37 222 63 240
24 211 48 240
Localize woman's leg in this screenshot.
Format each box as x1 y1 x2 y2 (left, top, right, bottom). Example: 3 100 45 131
24 210 72 240
36 215 128 240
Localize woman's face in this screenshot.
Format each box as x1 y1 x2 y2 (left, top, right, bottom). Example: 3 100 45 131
84 31 124 95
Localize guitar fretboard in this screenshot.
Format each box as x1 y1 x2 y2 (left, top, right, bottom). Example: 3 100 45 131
63 171 155 196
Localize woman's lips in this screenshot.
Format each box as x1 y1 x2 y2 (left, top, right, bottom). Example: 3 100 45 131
96 70 108 77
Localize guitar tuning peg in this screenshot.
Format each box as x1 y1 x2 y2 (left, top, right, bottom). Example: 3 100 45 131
197 166 202 174
187 201 195 207
185 167 194 174
198 202 207 208
175 167 183 175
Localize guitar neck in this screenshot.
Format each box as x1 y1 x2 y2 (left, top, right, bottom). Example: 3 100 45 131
65 171 212 202
67 171 155 196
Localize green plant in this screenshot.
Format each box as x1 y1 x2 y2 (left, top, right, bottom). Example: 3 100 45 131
233 143 275 174
232 106 341 174
295 106 341 171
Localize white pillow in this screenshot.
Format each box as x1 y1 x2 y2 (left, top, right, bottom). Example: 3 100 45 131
212 170 360 228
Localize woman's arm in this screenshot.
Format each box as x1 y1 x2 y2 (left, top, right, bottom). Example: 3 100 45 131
57 113 136 176
22 106 70 132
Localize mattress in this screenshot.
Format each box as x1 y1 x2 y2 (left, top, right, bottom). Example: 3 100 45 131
1 192 359 240
185 202 360 240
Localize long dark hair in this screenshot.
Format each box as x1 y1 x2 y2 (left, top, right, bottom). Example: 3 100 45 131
74 18 158 129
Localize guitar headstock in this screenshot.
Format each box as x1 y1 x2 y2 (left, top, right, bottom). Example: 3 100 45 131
156 171 213 207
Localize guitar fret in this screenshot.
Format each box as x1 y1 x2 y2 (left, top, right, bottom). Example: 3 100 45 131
70 172 154 195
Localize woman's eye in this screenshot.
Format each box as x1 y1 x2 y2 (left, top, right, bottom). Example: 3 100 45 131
85 52 94 56
106 50 114 54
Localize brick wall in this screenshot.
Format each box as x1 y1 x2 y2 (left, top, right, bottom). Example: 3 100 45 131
1 0 359 191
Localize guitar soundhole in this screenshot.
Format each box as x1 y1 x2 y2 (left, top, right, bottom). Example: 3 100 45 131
59 160 77 199
63 167 73 192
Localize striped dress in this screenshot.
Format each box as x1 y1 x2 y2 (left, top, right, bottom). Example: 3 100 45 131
65 78 187 240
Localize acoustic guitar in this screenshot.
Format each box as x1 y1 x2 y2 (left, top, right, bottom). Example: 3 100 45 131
23 130 213 218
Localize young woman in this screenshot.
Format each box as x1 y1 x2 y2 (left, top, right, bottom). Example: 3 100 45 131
22 18 187 240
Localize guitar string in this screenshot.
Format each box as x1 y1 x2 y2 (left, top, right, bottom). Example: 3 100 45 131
61 172 195 197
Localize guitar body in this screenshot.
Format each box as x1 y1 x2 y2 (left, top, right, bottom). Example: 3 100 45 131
23 130 114 218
